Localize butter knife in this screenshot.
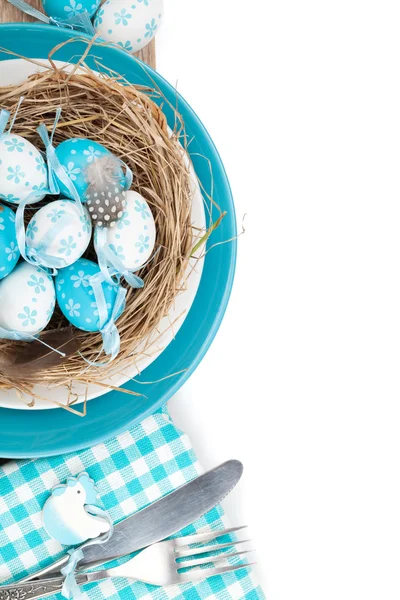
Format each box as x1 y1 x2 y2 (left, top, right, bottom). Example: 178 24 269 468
19 459 243 583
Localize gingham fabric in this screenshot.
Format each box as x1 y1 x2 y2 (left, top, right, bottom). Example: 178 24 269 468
0 408 264 600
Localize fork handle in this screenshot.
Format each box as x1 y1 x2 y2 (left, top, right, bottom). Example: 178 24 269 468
0 574 89 600
19 556 70 584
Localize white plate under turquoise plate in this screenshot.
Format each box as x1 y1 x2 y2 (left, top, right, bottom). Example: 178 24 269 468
0 59 205 410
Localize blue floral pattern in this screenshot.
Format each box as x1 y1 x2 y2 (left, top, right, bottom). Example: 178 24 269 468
70 270 91 288
35 155 46 174
117 40 133 51
5 242 17 262
80 213 91 234
64 0 83 16
83 146 102 163
47 208 66 223
32 182 46 193
59 236 77 257
117 210 130 229
144 18 157 38
4 138 24 153
94 7 104 26
7 165 25 183
18 306 37 327
0 204 19 280
136 234 150 253
64 162 81 181
28 274 47 294
135 199 150 219
0 193 20 204
114 8 132 25
65 299 81 317
26 220 38 240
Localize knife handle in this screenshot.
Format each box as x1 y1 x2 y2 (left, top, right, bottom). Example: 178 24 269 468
0 574 88 600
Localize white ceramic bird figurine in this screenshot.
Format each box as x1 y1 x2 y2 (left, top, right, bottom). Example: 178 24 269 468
42 473 110 546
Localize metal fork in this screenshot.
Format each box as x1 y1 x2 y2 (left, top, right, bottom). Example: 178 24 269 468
0 527 254 600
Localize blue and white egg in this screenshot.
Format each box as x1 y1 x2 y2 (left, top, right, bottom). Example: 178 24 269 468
55 258 124 332
26 200 92 269
55 139 125 201
0 261 55 334
42 0 101 20
0 203 19 280
0 134 48 205
95 190 156 270
94 0 164 54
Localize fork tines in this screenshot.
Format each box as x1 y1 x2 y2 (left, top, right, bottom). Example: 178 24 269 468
173 525 255 581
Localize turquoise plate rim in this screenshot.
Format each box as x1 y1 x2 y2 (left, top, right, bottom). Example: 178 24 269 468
0 24 237 459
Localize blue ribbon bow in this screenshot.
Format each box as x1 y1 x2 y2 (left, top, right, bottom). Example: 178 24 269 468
37 109 84 214
84 272 127 366
6 0 95 35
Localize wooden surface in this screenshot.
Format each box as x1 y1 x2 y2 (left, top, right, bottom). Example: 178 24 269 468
0 0 156 68
0 0 155 465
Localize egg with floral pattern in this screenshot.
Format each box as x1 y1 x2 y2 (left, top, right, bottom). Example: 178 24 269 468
0 203 19 280
95 191 156 271
55 139 125 202
0 134 48 205
42 0 101 20
26 200 92 270
0 261 55 334
94 0 164 54
55 258 124 332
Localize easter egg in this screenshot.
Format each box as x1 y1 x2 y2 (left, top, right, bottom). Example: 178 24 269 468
26 200 92 269
0 262 55 335
55 139 125 202
94 0 164 53
0 134 48 205
95 191 156 271
42 0 101 20
0 203 19 280
56 258 124 332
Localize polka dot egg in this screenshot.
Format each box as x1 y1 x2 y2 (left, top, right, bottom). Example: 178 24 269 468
94 0 164 53
55 258 124 332
55 139 125 201
0 203 19 280
95 190 156 271
0 134 48 205
42 0 101 20
0 261 55 335
26 200 92 269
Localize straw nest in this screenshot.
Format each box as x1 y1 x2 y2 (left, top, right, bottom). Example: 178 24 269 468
0 49 208 408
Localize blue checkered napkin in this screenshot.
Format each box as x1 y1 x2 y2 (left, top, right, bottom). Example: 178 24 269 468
0 408 264 600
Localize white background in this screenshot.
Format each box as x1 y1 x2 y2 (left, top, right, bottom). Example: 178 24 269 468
158 2 400 600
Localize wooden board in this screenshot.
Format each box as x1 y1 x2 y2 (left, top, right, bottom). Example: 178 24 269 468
0 0 156 68
0 0 155 466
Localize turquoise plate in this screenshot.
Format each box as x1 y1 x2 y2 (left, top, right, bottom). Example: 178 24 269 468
0 24 237 458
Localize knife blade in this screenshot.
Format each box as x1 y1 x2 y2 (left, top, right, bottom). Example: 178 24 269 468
20 459 243 582
82 459 243 566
